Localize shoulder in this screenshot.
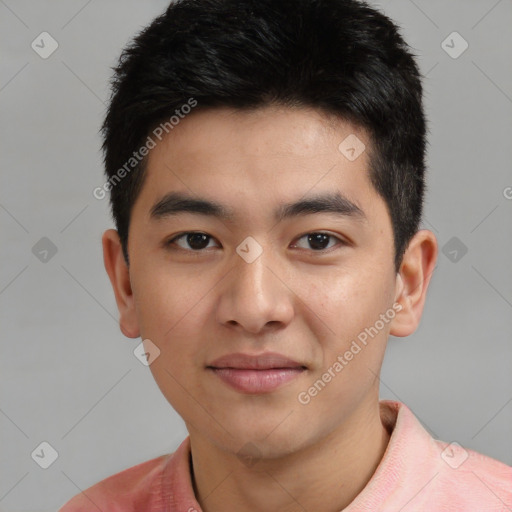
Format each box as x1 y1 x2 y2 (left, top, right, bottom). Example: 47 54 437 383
378 401 512 510
431 439 512 508
57 453 171 511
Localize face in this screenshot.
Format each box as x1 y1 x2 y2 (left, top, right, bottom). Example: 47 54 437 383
106 105 422 458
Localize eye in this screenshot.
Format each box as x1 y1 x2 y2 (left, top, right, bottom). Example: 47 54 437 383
165 231 346 254
292 232 345 252
166 232 219 251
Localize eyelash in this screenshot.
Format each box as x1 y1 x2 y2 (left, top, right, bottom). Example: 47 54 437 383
164 231 347 255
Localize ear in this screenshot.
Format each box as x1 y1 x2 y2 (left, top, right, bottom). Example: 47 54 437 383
102 229 140 338
390 229 438 337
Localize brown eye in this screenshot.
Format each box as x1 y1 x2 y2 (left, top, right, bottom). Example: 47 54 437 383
293 232 344 251
167 232 219 251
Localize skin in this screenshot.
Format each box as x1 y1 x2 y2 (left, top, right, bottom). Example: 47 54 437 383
103 105 437 512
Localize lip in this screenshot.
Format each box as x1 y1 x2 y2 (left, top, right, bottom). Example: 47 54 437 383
207 352 307 394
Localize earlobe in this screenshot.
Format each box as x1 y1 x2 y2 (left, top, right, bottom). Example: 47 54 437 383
102 229 140 338
390 230 438 338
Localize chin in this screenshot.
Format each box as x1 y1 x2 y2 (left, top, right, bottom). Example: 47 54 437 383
220 419 315 458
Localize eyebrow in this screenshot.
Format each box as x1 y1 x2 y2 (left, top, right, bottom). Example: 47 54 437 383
149 191 367 223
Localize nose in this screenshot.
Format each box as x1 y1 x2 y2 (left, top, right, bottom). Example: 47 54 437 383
216 243 294 334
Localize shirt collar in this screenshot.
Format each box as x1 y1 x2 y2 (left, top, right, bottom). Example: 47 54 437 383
160 400 438 511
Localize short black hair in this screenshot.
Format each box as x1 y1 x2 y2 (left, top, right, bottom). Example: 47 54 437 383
101 0 426 272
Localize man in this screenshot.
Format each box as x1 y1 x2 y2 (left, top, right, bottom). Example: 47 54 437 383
60 0 512 510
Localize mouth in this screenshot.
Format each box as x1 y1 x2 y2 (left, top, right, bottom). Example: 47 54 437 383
206 352 307 394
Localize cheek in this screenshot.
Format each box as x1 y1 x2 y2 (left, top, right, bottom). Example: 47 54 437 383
133 276 219 390
301 269 376 331
305 267 394 365
137 279 209 413
132 264 207 339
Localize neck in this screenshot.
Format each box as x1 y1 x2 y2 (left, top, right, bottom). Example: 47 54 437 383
189 397 391 512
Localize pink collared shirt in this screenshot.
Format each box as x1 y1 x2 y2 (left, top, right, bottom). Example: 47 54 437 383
58 400 512 511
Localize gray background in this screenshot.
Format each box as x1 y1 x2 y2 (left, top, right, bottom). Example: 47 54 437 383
1 1 511 510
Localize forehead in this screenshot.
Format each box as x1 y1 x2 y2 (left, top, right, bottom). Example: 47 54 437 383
151 105 366 164
134 105 385 225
